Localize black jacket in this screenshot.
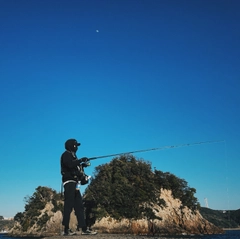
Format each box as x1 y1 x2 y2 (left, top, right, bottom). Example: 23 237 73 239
60 151 83 183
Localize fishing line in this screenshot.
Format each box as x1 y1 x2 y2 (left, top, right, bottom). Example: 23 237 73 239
224 140 231 228
88 140 225 160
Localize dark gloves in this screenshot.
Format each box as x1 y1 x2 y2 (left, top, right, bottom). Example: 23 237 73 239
79 157 89 163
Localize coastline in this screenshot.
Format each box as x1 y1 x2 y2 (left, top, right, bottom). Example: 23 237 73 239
42 234 185 239
223 228 240 230
3 229 240 239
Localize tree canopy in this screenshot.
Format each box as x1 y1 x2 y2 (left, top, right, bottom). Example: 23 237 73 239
84 155 199 221
14 186 63 231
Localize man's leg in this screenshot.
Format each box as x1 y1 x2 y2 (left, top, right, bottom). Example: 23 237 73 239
62 183 76 234
74 190 87 231
74 191 97 235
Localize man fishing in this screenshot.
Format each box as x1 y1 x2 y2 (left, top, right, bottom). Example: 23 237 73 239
60 138 97 235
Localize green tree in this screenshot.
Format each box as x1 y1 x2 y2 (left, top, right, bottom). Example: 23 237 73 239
14 212 24 222
84 155 199 222
17 186 62 231
84 155 163 220
153 169 199 210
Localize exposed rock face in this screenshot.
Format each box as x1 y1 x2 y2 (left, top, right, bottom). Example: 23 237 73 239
92 189 223 235
10 202 64 237
10 189 223 236
10 205 77 236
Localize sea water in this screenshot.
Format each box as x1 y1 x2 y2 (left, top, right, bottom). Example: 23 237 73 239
161 230 240 239
1 230 240 239
0 235 40 239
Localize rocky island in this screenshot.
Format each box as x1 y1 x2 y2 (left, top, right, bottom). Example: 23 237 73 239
10 156 223 237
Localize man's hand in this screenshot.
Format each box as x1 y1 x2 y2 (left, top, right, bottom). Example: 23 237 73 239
80 157 89 163
82 161 91 167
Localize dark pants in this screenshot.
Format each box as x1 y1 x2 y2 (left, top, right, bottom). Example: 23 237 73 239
62 182 86 230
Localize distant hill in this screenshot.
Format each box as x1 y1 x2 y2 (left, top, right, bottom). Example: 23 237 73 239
200 207 240 228
0 219 14 231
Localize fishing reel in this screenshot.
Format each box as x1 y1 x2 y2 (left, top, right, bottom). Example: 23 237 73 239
80 174 91 185
81 161 91 168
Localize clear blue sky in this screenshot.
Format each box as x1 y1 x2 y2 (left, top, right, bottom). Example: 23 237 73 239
0 0 239 218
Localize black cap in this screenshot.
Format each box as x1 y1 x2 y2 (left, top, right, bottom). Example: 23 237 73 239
75 140 81 146
65 139 81 151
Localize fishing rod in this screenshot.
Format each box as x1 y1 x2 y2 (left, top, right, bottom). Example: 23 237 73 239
88 140 225 160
